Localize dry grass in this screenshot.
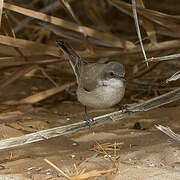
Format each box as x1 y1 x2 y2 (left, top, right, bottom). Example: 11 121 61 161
0 0 179 105
44 158 116 180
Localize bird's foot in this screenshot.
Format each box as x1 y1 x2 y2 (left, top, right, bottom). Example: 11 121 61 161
118 104 129 112
84 115 94 127
118 105 135 115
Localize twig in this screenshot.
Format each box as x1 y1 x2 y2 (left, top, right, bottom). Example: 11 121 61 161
0 65 37 90
166 71 180 83
38 67 58 87
131 0 148 66
58 0 93 53
2 12 26 60
0 58 62 69
155 124 180 143
14 1 60 33
0 35 59 57
0 88 179 150
44 159 70 178
128 39 180 55
1 33 180 59
147 53 180 62
0 0 3 27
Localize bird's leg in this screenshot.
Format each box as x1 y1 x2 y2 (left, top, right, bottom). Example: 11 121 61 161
84 106 94 125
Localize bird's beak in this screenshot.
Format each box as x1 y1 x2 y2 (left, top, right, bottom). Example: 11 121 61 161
114 74 126 81
120 76 126 81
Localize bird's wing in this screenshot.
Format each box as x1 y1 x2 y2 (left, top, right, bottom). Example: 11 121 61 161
80 62 106 91
56 40 106 91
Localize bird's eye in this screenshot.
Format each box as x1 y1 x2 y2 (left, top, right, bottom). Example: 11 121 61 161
109 72 114 76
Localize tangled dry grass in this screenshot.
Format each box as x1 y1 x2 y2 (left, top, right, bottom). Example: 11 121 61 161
0 0 179 105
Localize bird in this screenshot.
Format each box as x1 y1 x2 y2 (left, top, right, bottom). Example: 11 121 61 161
56 40 126 122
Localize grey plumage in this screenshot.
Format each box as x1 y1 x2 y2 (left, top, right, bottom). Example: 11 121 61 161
56 40 126 109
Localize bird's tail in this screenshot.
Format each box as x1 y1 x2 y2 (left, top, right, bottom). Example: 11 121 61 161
56 40 81 82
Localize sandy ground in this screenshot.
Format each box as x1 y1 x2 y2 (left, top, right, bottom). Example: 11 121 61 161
0 102 180 180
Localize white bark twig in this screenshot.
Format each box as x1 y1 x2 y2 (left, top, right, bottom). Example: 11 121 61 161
147 53 180 62
166 70 180 83
155 125 180 143
131 0 148 66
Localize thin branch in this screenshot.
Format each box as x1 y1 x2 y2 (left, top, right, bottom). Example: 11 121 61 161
0 65 37 90
155 124 180 143
131 0 148 66
147 53 180 62
166 70 180 83
58 0 93 53
14 1 60 33
44 159 70 178
0 87 179 150
0 35 59 57
38 67 59 87
128 39 180 55
0 0 3 27
0 58 62 70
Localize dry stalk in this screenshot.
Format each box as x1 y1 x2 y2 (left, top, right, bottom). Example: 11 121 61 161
166 71 180 83
131 0 148 66
44 158 115 180
44 159 70 179
0 65 37 90
155 125 180 143
0 0 3 27
147 53 180 62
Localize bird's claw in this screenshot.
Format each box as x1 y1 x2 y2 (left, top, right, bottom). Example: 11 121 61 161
84 115 94 127
119 105 128 112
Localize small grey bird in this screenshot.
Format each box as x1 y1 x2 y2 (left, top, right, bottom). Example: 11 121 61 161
56 40 126 120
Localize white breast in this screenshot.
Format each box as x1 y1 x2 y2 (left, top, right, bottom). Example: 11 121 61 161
99 78 124 88
77 79 125 109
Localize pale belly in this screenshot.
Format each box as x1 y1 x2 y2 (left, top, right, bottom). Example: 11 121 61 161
77 86 125 109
